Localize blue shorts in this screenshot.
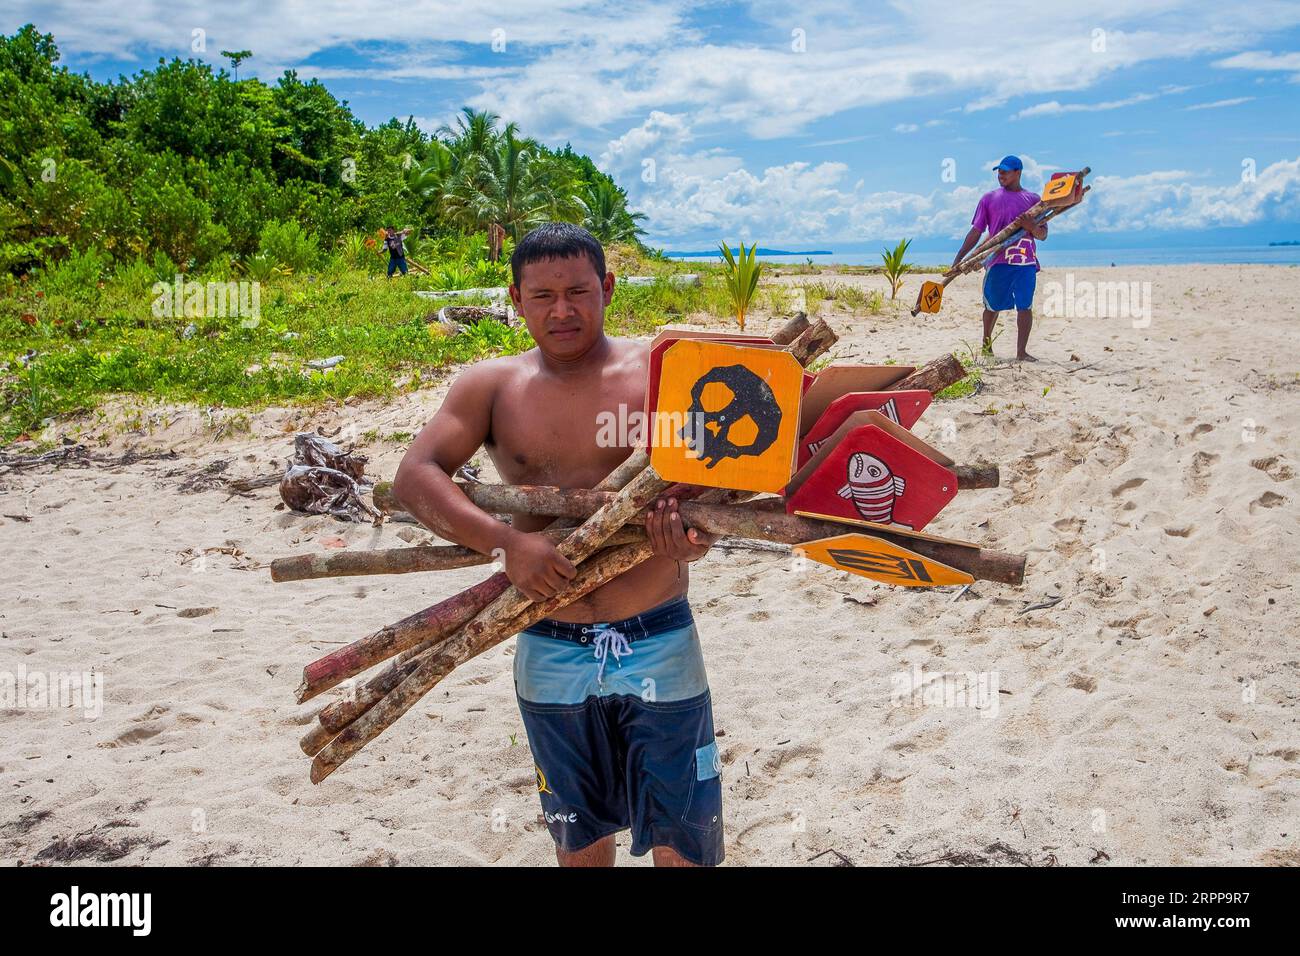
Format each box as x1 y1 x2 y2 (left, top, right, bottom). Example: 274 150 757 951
514 596 724 866
982 263 1036 311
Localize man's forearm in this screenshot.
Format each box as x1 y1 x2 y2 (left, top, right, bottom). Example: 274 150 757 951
393 464 520 556
951 228 982 267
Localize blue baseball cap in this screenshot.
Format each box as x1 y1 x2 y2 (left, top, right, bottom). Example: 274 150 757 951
993 155 1023 172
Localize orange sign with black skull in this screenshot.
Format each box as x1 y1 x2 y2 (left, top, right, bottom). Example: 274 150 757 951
649 340 803 493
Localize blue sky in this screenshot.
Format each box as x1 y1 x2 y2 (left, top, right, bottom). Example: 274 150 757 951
7 0 1300 248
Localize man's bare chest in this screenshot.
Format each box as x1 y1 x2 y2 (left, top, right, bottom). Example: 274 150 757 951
486 372 643 488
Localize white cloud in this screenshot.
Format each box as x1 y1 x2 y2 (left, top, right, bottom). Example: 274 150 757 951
1213 49 1300 79
1013 84 1194 119
629 143 1300 243
1184 96 1255 110
1081 158 1300 230
12 0 1300 145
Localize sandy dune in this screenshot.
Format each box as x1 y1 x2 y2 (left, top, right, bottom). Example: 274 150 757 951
2 264 1297 866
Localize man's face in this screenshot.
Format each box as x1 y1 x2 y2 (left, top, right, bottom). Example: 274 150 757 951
511 254 614 359
997 168 1021 189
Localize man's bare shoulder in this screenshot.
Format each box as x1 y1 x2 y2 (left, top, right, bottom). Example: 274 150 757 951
609 337 650 369
452 349 539 389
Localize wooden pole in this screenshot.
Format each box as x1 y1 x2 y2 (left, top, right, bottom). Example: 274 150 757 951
300 543 653 755
306 455 673 763
451 484 1025 584
272 526 646 583
950 168 1090 269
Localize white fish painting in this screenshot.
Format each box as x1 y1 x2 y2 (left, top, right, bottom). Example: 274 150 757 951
837 452 906 524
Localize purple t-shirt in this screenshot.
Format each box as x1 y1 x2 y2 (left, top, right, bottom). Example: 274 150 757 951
972 188 1040 269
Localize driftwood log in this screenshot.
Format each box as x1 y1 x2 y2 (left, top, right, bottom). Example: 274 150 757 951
309 458 670 780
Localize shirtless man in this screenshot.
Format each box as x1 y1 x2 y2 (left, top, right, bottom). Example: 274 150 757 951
391 222 723 867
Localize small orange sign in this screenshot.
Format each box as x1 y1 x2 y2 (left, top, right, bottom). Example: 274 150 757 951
916 280 944 314
794 532 974 587
1041 173 1078 204
649 340 803 493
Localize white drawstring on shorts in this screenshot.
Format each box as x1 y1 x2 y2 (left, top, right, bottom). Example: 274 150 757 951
585 625 633 686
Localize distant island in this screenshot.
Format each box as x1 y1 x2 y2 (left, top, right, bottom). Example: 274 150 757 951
1268 240 1300 246
663 247 834 257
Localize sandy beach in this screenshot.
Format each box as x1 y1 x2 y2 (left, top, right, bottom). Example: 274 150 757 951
2 263 1297 867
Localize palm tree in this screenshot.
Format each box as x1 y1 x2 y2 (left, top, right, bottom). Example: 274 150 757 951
406 139 458 215
437 107 502 163
441 123 583 240
580 180 647 244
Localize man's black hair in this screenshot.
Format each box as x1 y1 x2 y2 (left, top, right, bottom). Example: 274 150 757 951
511 222 606 288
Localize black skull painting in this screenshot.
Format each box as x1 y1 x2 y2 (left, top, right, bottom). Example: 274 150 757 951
678 364 783 468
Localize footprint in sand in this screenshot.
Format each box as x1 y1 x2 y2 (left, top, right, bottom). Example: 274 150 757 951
1191 423 1214 438
761 743 824 777
1249 491 1287 513
1186 451 1219 496
886 726 950 754
102 724 164 748
1250 456 1295 482
1066 672 1098 693
1111 477 1146 497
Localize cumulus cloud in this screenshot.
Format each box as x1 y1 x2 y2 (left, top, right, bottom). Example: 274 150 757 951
11 0 1300 143
622 139 1300 243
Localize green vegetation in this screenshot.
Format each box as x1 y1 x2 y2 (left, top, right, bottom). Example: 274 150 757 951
717 240 762 331
880 238 913 300
936 338 989 400
1 244 755 442
0 24 669 443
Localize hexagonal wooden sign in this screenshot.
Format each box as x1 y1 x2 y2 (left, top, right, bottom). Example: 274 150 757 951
649 340 803 493
795 533 973 587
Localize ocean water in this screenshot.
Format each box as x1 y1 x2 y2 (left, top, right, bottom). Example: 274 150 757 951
668 246 1300 267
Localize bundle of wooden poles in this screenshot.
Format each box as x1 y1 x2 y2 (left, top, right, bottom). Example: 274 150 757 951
273 314 1022 782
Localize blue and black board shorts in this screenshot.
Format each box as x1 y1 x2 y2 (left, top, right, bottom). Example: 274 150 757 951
982 262 1037 311
514 595 724 866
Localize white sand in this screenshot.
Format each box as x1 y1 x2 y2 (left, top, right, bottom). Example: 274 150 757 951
2 264 1297 866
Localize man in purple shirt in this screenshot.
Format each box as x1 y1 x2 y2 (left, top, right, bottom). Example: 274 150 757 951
950 156 1048 362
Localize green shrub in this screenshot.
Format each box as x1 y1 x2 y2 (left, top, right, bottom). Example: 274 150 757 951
36 247 112 301
258 220 320 273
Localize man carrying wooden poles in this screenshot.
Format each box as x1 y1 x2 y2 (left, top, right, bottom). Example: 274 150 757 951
389 222 729 867
950 155 1048 362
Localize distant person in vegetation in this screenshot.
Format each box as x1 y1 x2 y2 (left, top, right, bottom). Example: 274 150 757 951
950 155 1047 362
383 226 411 278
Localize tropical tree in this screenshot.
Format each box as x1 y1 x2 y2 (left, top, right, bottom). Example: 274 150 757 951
441 122 582 240
221 50 252 81
580 179 646 244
